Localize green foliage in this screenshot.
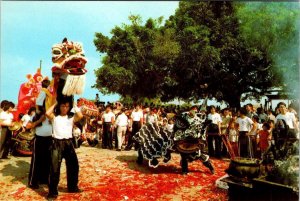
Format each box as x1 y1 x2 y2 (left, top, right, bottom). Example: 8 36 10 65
237 2 300 99
93 2 299 108
93 14 180 101
163 1 276 108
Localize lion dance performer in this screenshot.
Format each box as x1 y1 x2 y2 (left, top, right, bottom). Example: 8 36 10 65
133 106 214 175
47 38 87 200
29 38 87 200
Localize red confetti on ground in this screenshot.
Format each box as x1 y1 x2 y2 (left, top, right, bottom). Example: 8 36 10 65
0 146 229 201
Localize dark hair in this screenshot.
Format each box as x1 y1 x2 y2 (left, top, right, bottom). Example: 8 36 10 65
0 100 9 109
28 107 36 115
239 107 247 115
262 122 271 130
18 113 24 120
62 37 68 43
277 102 286 108
252 115 259 122
42 79 51 88
209 105 216 111
2 101 15 111
55 100 73 118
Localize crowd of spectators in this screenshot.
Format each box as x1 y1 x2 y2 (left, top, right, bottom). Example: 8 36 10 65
74 100 299 160
0 98 299 161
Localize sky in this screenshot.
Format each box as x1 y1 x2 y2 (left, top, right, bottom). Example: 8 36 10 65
0 1 179 104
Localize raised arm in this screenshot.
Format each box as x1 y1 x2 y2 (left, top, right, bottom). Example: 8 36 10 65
46 102 57 121
73 104 83 122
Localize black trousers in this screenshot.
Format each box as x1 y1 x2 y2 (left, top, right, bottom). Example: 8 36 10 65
126 121 141 149
49 138 79 195
102 123 112 148
0 126 12 158
180 152 211 173
238 131 252 158
28 135 52 186
207 134 222 158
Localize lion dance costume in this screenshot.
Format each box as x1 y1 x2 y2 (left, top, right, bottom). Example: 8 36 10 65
50 37 87 107
133 110 215 175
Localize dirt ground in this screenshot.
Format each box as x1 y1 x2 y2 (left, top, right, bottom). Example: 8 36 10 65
0 143 229 201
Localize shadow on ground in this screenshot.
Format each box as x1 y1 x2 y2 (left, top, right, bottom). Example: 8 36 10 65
115 154 207 175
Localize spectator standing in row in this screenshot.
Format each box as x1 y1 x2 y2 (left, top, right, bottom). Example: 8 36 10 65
220 108 231 157
250 115 262 157
245 103 257 119
0 101 15 159
267 109 276 122
114 108 128 151
144 108 158 126
227 120 239 157
275 102 299 139
257 107 268 123
236 108 255 158
125 105 143 151
101 105 115 149
206 106 222 158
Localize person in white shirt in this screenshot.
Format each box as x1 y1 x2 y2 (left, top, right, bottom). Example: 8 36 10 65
0 101 15 159
166 118 175 133
125 105 143 151
275 102 299 139
236 108 255 158
267 109 276 122
72 124 82 148
21 107 36 130
206 105 222 158
144 108 158 126
46 100 83 199
114 108 128 151
101 105 115 149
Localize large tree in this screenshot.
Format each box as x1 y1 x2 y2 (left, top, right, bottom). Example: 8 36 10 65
93 15 180 102
164 1 276 108
93 2 299 108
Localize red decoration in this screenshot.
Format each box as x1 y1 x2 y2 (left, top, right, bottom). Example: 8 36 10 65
12 68 45 120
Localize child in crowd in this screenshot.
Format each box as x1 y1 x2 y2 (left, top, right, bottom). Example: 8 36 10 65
167 118 174 133
227 120 239 157
161 118 168 131
256 122 271 159
72 123 82 148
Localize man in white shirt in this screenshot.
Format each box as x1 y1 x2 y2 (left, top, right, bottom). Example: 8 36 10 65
125 105 143 151
275 102 299 139
101 105 115 149
144 108 158 126
236 108 255 158
114 108 128 151
0 101 15 159
46 100 83 200
206 106 222 158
